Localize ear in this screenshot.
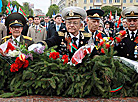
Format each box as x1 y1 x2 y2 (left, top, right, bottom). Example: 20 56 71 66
9 27 12 31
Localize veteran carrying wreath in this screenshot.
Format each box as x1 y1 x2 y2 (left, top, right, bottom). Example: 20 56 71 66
0 6 138 98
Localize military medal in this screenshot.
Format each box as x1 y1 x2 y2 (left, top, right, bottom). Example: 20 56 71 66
134 45 138 58
81 41 83 44
134 37 138 58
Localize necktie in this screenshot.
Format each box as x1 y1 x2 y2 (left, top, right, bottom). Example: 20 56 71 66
57 25 59 31
92 32 94 39
36 26 37 30
46 23 48 30
131 31 135 41
72 37 78 47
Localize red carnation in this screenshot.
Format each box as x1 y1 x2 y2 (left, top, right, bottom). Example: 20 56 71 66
62 54 68 64
23 60 29 68
116 37 121 43
15 57 24 68
105 43 110 49
49 52 59 60
120 30 126 36
96 33 102 39
100 41 104 46
10 63 19 72
109 37 114 41
101 48 105 53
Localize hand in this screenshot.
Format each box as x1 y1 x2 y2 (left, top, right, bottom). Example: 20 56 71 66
118 35 125 41
28 43 43 51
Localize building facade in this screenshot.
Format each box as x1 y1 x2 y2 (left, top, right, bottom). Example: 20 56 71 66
51 0 60 5
58 0 138 13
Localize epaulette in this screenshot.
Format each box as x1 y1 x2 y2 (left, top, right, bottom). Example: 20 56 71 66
110 28 113 30
58 31 65 36
82 32 92 37
98 30 105 35
2 35 11 40
23 36 32 41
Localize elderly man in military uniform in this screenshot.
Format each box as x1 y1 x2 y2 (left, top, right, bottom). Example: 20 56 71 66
84 9 106 45
1 13 34 47
28 7 93 58
0 15 7 43
115 6 138 60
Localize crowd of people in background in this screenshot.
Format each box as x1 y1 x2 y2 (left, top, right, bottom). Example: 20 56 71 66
1 6 138 61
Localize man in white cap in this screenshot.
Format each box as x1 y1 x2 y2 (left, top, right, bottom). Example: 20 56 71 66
28 6 92 58
115 6 138 60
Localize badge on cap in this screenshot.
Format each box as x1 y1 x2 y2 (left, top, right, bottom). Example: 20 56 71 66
130 11 135 16
93 13 100 18
69 10 74 16
15 20 19 23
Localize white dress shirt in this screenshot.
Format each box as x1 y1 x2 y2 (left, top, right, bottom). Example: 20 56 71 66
69 33 80 47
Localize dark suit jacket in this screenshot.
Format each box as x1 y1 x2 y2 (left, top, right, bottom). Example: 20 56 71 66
115 29 138 60
41 31 91 58
22 23 29 36
46 23 66 39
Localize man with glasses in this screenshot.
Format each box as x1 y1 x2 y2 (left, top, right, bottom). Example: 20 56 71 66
115 6 138 60
1 13 34 47
28 7 92 58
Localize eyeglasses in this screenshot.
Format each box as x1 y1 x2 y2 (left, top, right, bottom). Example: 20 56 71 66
11 27 22 30
66 21 80 26
99 26 102 27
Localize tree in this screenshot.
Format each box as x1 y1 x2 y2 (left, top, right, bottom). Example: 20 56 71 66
46 4 59 18
1 0 8 14
101 6 122 17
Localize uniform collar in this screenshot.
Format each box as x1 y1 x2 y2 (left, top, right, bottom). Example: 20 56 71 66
69 32 80 39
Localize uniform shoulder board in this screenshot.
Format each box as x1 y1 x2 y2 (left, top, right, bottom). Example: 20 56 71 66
58 31 65 36
110 28 113 30
82 32 92 37
2 35 11 40
98 30 105 35
23 36 32 41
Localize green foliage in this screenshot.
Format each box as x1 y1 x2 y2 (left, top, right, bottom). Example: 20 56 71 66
1 0 8 14
46 4 59 18
101 6 122 17
0 46 137 98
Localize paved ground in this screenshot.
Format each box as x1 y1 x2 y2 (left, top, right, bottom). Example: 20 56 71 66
0 96 138 102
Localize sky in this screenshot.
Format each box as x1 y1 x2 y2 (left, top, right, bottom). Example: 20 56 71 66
15 0 50 14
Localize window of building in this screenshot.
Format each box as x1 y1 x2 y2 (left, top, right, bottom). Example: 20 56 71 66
96 0 101 3
90 0 93 3
103 0 106 3
84 6 86 10
130 0 133 3
109 0 112 3
84 0 87 4
123 0 126 3
115 0 120 3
